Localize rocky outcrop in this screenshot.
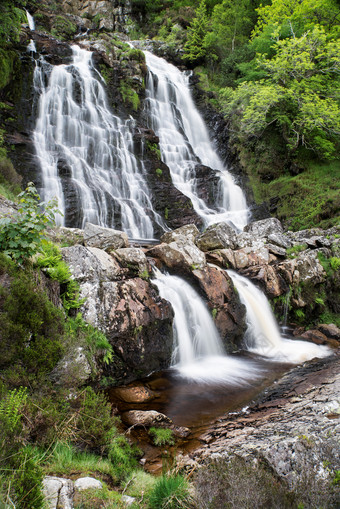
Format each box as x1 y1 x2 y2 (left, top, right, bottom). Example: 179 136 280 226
147 240 206 273
186 355 340 494
43 475 103 509
62 243 174 384
83 222 129 250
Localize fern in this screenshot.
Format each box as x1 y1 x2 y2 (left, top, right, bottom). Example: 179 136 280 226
0 387 27 432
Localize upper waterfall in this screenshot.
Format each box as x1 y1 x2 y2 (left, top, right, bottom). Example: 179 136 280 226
32 45 163 239
228 270 330 363
152 269 259 384
144 51 248 231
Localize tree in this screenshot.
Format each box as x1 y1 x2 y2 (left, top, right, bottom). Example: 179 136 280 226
226 27 340 159
183 0 210 63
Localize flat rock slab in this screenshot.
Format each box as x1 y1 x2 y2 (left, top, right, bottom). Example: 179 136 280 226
187 355 340 489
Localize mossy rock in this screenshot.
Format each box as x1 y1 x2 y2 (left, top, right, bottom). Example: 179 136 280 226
51 15 77 41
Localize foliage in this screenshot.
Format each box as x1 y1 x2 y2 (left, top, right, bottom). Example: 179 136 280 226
0 386 27 433
0 183 60 265
108 432 140 481
149 473 196 509
119 81 140 111
183 0 209 63
286 244 308 258
51 15 77 41
149 427 175 447
35 242 85 312
0 0 27 46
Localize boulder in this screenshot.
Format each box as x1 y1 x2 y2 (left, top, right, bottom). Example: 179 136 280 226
267 233 292 249
299 330 330 345
110 383 156 403
196 222 237 251
244 217 283 237
316 324 340 342
62 244 123 282
50 346 92 387
241 264 288 298
43 476 73 509
122 410 173 427
192 266 246 350
234 232 266 250
83 222 129 250
74 477 103 491
161 224 200 244
147 241 206 272
113 247 148 275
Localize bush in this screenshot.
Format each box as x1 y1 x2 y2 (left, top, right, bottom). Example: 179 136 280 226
0 183 60 265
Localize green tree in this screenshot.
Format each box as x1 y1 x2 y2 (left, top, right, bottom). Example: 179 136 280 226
226 27 340 159
183 0 210 63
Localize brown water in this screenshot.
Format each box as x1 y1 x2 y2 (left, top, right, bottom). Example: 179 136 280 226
109 355 292 473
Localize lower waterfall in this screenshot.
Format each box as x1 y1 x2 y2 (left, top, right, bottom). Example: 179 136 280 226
228 271 330 363
152 269 259 384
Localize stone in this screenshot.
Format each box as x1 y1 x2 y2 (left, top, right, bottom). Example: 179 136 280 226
244 217 283 237
47 226 84 246
122 495 136 506
0 196 18 218
111 383 155 403
191 266 246 350
196 222 237 251
74 477 103 491
235 232 266 250
299 329 332 346
161 224 200 244
266 243 286 257
241 264 288 298
50 346 92 387
43 476 74 509
316 324 340 342
62 244 123 282
121 410 173 427
83 222 129 250
267 233 292 249
113 247 148 275
147 241 206 272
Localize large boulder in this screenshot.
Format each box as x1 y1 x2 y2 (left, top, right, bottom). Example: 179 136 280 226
121 410 172 427
244 217 283 238
196 222 237 251
62 244 124 282
83 222 129 250
161 224 200 244
43 477 73 509
147 241 206 272
113 247 149 276
191 266 246 351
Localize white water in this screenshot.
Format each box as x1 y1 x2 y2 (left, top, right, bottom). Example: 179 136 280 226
32 45 164 238
152 269 259 384
144 51 248 231
26 10 35 31
228 271 330 363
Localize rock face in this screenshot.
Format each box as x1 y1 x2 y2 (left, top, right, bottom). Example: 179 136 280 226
192 266 246 351
196 222 237 251
62 243 174 384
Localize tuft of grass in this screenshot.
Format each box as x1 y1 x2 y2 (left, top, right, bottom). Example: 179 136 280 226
149 427 175 447
149 474 196 509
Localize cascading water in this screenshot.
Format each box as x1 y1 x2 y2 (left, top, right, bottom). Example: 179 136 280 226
31 44 164 238
152 269 259 384
144 51 248 231
228 270 330 363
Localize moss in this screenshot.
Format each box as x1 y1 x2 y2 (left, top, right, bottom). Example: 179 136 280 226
0 49 16 90
119 81 140 111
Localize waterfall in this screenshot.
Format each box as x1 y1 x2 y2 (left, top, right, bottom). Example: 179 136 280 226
152 269 259 384
26 10 35 31
32 44 164 239
144 51 248 231
228 271 330 363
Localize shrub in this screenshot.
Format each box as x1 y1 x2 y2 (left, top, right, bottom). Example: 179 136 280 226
0 183 60 265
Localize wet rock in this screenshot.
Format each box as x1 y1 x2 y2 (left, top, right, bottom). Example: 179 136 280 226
111 383 155 403
244 217 283 237
161 224 200 244
62 244 123 282
266 243 286 257
192 266 246 350
241 264 288 298
196 222 237 251
171 426 191 438
122 410 173 427
147 241 206 273
299 330 338 348
83 222 129 250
